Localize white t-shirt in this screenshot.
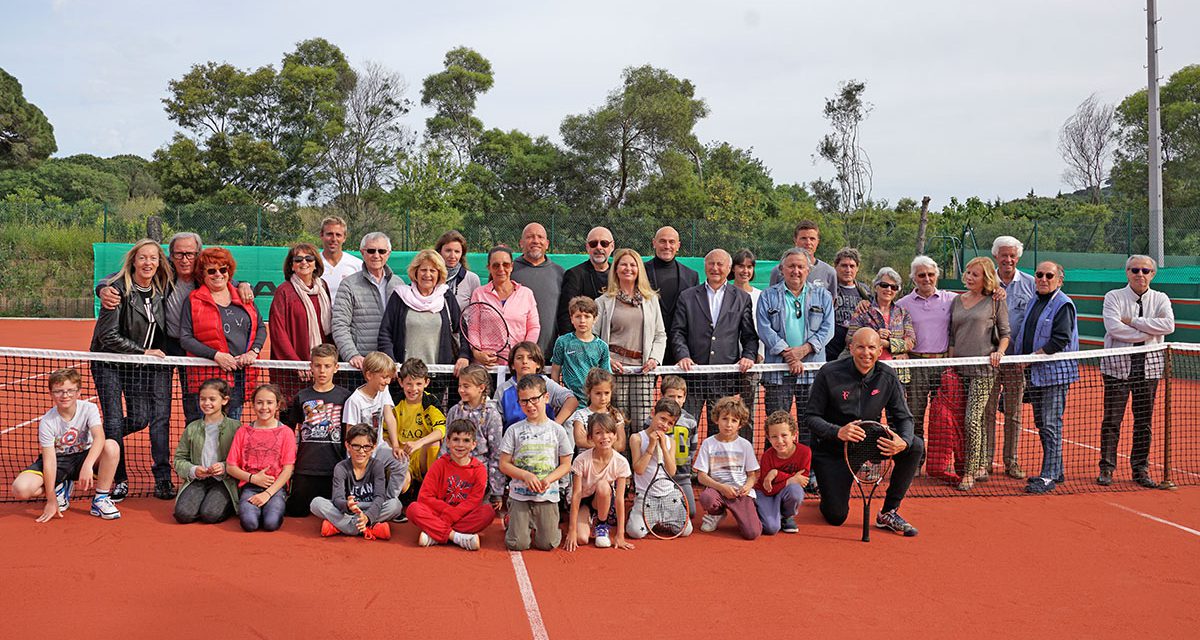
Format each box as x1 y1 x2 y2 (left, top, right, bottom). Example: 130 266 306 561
343 386 394 458
570 448 631 498
38 400 101 455
694 436 760 499
321 252 363 302
500 418 573 503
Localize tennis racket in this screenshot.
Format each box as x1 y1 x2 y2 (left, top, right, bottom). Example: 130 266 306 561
642 444 690 540
844 420 895 543
461 301 513 364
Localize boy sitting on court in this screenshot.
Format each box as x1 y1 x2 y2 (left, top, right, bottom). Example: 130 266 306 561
408 420 495 551
310 424 399 539
393 358 447 505
551 296 611 403
755 411 811 535
626 398 693 539
695 395 762 540
658 375 699 515
283 343 352 518
499 375 574 551
12 368 122 522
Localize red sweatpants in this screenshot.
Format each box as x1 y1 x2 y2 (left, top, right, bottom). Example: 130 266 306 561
407 501 496 543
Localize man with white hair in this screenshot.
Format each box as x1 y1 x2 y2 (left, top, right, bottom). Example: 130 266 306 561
332 232 404 372
1098 255 1175 488
511 222 565 357
984 235 1036 479
895 255 957 447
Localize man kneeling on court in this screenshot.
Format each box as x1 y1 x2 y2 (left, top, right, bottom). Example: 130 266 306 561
804 329 922 536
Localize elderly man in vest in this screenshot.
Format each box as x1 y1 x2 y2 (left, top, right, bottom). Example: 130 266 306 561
1098 255 1175 488
1011 261 1078 494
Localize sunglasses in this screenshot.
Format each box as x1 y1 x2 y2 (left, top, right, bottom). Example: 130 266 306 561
587 239 612 249
348 443 373 453
292 255 317 264
876 282 900 291
205 267 229 276
1128 267 1153 275
363 248 389 255
1034 271 1057 280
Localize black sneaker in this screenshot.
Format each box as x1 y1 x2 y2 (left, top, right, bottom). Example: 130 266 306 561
111 481 129 503
1133 474 1158 489
781 516 799 534
1096 470 1113 486
154 479 176 500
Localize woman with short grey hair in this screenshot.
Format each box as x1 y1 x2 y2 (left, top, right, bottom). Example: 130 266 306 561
843 267 916 379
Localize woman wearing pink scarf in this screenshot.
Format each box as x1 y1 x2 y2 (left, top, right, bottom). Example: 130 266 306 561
269 242 334 403
378 250 466 403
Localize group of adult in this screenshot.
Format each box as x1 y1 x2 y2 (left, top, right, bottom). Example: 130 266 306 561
91 217 1175 504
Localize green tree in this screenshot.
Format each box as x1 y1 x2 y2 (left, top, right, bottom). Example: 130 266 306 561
561 65 709 209
153 38 354 204
420 47 494 166
815 79 873 244
1112 64 1200 209
0 68 56 169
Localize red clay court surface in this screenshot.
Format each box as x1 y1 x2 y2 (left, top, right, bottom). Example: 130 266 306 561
2 319 1198 639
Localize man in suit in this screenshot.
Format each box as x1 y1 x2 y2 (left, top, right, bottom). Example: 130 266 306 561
556 226 614 337
672 249 758 443
646 226 699 365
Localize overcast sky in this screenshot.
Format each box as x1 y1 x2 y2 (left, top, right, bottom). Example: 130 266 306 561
5 0 1199 206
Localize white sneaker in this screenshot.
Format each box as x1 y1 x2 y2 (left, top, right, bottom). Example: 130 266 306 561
594 523 612 548
55 481 73 513
451 531 480 551
90 495 121 520
417 531 437 547
700 513 723 533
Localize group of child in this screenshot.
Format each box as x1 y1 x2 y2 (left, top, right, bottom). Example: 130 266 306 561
11 297 814 549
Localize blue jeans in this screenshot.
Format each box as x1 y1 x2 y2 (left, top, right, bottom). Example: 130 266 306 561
1029 383 1068 482
755 483 805 535
92 361 173 484
239 485 287 532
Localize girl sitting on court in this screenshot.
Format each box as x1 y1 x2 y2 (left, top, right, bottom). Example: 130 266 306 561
226 384 296 532
443 364 505 511
172 378 241 525
563 413 633 551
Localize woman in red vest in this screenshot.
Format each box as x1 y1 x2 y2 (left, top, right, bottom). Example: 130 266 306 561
180 247 266 420
268 242 333 404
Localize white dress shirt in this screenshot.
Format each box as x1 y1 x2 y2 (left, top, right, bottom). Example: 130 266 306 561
1100 285 1175 379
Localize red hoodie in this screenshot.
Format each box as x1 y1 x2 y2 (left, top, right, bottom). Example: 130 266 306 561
416 454 488 522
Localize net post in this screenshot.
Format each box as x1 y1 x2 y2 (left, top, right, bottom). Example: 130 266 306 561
1159 346 1176 490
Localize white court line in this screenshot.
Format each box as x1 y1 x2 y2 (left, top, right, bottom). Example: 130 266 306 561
0 361 85 390
508 551 550 640
1107 501 1200 537
1019 426 1200 481
1 396 98 434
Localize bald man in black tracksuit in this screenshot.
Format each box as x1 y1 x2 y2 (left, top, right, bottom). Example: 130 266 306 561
805 329 923 536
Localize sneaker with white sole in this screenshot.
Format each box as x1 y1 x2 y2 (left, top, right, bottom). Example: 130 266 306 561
594 523 612 548
110 481 128 503
90 495 121 520
54 480 73 513
781 516 799 534
417 531 437 547
700 513 723 533
451 531 480 551
875 509 918 537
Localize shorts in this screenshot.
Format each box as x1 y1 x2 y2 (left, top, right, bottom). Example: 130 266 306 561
580 486 617 525
22 451 90 482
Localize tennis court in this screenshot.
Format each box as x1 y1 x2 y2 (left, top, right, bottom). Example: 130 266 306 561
2 319 1197 638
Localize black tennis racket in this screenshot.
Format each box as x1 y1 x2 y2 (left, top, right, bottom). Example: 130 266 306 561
460 301 513 363
844 420 895 543
642 445 690 539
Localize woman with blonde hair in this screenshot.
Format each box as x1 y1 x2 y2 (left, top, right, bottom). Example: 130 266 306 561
594 248 667 431
90 239 176 501
948 256 1010 491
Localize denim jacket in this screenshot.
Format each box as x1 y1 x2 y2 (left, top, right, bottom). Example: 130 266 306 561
757 282 834 385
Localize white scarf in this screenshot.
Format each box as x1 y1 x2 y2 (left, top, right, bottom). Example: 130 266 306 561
290 274 331 350
397 282 448 313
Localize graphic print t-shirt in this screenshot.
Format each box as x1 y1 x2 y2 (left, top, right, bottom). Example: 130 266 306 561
38 400 101 455
342 387 394 458
500 419 573 503
226 425 298 487
285 386 352 476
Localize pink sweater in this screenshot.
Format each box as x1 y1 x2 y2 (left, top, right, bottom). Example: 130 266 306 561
470 282 540 361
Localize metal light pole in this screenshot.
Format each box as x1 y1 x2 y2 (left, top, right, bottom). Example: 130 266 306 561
1147 0 1164 266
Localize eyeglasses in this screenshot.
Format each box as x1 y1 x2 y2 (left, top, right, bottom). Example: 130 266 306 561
347 443 373 453
517 393 546 406
51 388 79 397
363 248 389 255
292 255 317 264
205 267 229 276
172 251 198 260
1034 271 1057 280
1128 267 1154 275
876 282 899 291
587 239 612 249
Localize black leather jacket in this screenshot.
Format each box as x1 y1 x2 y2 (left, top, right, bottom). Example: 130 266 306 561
89 278 168 354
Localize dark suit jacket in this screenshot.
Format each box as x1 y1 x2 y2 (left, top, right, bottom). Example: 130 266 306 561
645 258 699 365
556 261 610 337
670 283 758 365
